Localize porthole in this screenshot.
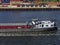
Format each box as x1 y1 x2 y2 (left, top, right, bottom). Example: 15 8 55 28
46 25 48 27
51 25 53 26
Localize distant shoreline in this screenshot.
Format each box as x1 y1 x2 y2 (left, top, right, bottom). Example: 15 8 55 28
0 7 60 10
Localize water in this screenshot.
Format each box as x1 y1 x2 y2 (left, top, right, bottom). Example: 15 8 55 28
0 9 60 45
0 36 60 45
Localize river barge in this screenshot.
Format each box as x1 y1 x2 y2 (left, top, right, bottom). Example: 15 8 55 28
0 19 57 32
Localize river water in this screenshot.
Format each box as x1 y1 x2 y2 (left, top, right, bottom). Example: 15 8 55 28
0 9 60 45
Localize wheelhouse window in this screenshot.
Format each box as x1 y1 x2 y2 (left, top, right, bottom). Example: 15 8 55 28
51 25 54 26
42 25 44 27
46 25 48 27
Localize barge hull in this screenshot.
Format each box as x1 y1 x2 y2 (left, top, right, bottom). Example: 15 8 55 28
0 27 57 32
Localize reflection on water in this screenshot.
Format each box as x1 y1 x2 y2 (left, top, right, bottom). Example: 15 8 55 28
0 30 59 45
0 29 59 45
0 29 58 36
40 30 57 34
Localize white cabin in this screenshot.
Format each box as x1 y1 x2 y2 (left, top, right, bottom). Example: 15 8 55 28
32 19 55 28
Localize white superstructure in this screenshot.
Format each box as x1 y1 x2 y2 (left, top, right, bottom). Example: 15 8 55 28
32 19 55 28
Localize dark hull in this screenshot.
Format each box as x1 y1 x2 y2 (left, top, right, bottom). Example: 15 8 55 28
32 27 57 31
